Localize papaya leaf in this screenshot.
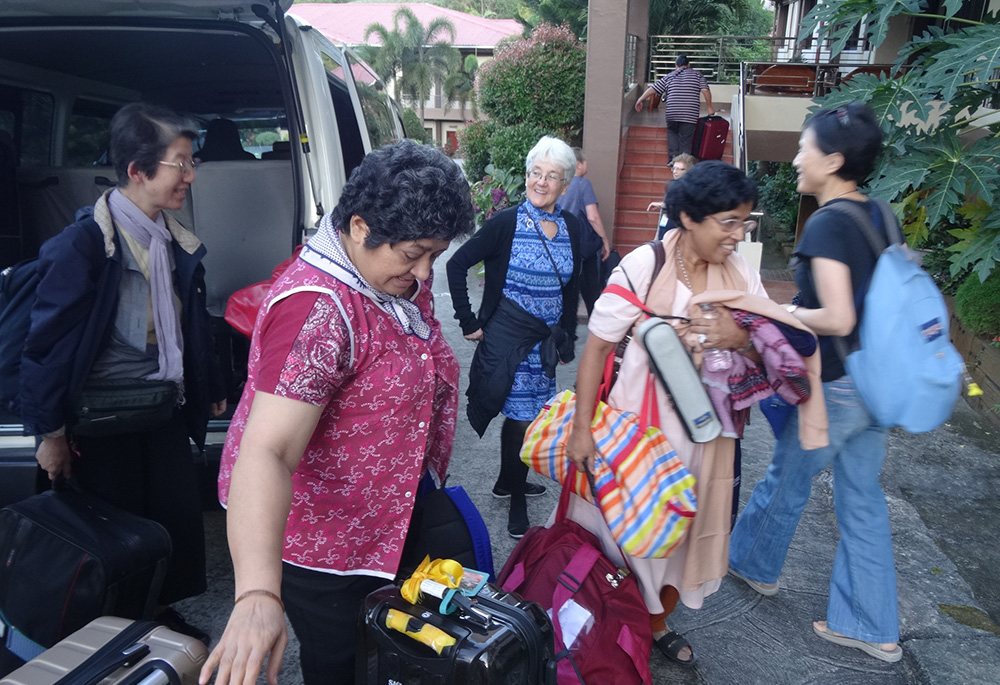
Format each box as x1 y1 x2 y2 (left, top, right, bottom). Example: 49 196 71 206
920 26 1000 103
867 148 933 202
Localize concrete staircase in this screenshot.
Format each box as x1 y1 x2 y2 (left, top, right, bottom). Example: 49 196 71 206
613 122 734 255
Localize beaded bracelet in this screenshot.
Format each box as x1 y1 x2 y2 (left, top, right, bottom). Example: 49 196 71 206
235 589 285 613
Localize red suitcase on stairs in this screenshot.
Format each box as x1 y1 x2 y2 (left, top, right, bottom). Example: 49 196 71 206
692 115 729 160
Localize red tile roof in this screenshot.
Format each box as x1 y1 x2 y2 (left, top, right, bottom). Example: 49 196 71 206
290 3 523 49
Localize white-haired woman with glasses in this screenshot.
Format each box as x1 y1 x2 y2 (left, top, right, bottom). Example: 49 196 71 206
565 160 766 669
21 102 226 642
447 135 582 538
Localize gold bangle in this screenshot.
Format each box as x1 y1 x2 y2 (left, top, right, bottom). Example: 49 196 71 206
235 589 285 613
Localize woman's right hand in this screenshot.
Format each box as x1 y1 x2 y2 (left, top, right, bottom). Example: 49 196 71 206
200 595 289 685
646 201 664 212
566 421 597 475
464 328 484 342
36 436 73 480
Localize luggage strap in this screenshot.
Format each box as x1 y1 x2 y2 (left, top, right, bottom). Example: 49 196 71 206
0 606 47 664
53 620 158 685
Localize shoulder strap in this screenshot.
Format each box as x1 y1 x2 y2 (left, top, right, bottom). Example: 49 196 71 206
813 198 902 259
267 286 355 369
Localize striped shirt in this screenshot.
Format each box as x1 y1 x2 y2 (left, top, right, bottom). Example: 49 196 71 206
651 67 708 124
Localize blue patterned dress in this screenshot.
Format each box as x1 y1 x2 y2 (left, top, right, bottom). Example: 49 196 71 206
501 202 574 421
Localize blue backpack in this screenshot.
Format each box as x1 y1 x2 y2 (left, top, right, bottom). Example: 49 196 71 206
0 259 40 414
824 199 963 433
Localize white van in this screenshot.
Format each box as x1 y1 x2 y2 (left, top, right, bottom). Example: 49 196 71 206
0 0 405 502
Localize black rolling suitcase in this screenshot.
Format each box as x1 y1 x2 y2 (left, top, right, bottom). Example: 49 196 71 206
358 582 557 684
0 489 171 676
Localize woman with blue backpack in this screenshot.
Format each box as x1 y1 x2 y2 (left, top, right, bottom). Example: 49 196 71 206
728 102 903 663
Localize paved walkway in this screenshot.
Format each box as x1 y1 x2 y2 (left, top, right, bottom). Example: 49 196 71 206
181 246 1000 683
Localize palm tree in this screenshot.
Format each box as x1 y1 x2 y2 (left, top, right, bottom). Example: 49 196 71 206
364 8 460 125
443 53 480 120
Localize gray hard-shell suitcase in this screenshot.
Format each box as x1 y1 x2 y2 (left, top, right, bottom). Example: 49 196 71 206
0 616 206 685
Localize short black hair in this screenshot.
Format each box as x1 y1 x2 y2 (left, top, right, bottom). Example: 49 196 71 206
676 54 690 67
331 140 474 247
665 161 757 225
804 102 883 183
109 102 197 187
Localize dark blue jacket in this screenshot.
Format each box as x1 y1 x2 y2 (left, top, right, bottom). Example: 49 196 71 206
446 205 582 338
20 199 224 448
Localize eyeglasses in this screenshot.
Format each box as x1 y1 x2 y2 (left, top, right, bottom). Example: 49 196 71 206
528 169 564 184
835 106 851 128
708 215 757 233
158 159 199 175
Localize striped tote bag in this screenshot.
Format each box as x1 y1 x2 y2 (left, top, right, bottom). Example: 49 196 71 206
520 389 697 559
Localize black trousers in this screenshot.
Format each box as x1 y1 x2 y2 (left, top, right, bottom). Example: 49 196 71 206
72 412 206 604
282 563 391 685
579 253 603 316
666 120 697 160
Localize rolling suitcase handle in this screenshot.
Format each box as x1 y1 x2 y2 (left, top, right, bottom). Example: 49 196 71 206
52 620 157 685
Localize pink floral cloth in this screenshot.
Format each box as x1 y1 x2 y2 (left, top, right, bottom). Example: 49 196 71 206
218 258 459 579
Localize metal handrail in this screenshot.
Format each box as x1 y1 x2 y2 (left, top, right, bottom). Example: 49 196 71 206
647 35 874 85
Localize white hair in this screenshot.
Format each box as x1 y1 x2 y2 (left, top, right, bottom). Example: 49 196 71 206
525 136 576 184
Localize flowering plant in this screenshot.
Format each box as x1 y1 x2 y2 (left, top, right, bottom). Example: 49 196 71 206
990 335 1000 348
470 164 524 228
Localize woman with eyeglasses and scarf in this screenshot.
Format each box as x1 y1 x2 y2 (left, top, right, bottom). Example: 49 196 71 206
565 161 770 669
21 102 227 641
447 136 582 539
204 141 474 685
727 103 902 663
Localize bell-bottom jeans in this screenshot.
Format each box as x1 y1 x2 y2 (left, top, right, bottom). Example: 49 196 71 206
729 376 899 643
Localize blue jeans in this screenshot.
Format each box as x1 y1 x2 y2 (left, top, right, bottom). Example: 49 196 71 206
729 377 899 643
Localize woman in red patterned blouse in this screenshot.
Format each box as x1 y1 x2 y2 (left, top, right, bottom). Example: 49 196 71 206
202 141 475 685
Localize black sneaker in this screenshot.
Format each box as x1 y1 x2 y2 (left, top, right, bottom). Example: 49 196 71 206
492 482 547 499
156 607 210 646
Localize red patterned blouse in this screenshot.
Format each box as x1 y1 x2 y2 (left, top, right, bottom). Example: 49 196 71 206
218 258 459 579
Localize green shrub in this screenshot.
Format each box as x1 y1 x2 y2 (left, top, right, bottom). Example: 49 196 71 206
488 122 554 180
458 120 495 182
254 130 281 146
955 271 1000 336
751 161 798 253
476 23 586 143
401 108 430 144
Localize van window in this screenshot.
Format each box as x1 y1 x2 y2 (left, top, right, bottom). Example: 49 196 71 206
66 99 116 166
345 52 399 150
0 86 54 166
320 51 366 176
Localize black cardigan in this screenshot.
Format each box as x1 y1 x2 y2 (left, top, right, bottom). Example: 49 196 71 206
446 205 582 340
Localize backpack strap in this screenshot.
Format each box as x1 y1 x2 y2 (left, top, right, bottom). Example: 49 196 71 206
814 198 902 363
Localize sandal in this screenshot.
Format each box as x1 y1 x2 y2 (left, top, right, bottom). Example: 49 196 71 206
813 621 902 663
654 630 696 668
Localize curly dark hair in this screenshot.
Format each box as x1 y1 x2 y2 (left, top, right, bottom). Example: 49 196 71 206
665 161 758 226
330 140 475 247
804 102 883 183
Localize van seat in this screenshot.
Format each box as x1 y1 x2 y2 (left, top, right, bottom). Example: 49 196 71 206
189 160 295 316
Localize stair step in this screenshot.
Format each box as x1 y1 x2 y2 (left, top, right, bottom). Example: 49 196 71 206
618 178 671 196
617 194 662 211
624 150 667 167
615 210 659 229
628 125 663 139
621 164 671 181
626 136 667 153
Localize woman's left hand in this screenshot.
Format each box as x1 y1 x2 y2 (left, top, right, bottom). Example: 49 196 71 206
210 399 228 417
688 304 749 350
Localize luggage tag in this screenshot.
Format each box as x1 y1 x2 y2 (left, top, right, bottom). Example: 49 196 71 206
420 569 491 627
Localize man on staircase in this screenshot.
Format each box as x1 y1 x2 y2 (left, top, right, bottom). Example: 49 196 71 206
635 54 715 162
